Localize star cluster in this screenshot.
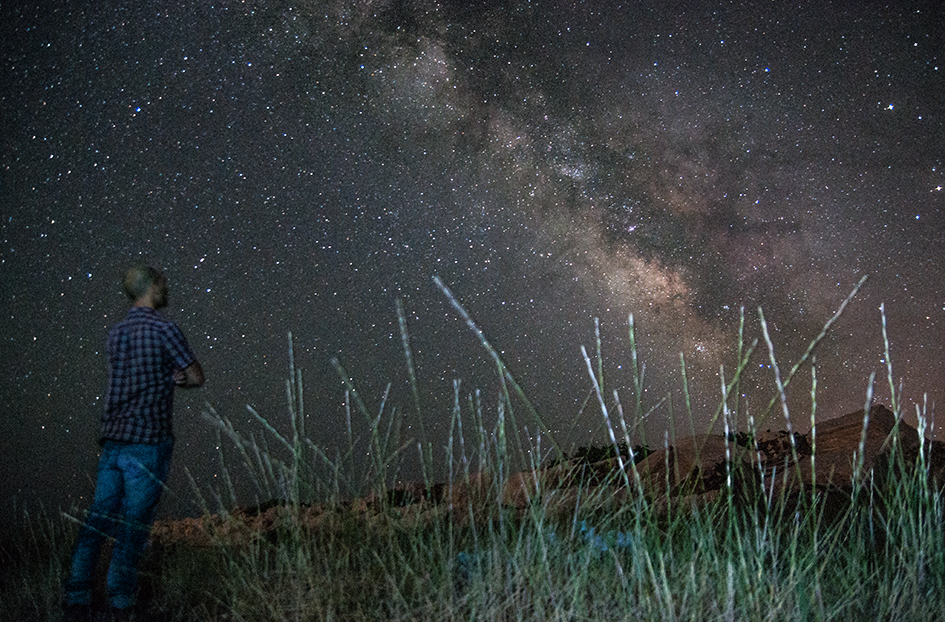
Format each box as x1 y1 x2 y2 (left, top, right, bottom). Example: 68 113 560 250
2 0 943 520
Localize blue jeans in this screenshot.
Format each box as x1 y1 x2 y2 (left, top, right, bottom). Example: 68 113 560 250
64 439 173 610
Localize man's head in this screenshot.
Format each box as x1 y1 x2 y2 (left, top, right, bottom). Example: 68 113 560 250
123 265 168 308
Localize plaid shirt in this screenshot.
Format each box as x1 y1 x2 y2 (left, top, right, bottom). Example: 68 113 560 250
101 307 197 444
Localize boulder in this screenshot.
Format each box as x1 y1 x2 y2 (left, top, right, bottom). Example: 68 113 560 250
632 434 750 497
797 404 919 487
449 471 495 512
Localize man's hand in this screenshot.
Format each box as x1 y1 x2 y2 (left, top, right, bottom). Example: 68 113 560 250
174 361 205 388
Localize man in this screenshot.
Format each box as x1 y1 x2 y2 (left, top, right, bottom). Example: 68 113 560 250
64 265 205 622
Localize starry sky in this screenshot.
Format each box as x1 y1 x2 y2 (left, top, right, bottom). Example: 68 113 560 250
2 0 943 522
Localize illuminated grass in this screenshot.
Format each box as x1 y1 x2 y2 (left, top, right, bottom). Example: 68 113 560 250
3 277 943 621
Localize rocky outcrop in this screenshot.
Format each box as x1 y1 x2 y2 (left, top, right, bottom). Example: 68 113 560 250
500 405 944 513
795 404 920 486
151 405 945 546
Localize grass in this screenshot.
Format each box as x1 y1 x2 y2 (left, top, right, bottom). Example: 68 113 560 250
3 276 943 621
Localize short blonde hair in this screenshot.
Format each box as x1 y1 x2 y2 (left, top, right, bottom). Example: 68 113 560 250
122 265 160 301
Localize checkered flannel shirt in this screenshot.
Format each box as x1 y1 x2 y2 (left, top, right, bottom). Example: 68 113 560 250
101 307 197 444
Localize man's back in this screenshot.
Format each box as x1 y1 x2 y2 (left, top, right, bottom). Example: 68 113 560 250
101 306 196 444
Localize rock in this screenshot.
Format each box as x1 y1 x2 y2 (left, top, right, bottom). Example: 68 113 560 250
150 404 942 546
501 470 537 509
797 404 919 488
632 434 749 497
449 471 494 512
499 405 940 516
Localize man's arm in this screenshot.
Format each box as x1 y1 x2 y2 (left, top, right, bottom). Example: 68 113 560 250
174 361 205 388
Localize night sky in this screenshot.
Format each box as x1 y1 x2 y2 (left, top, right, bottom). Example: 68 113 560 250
3 0 943 522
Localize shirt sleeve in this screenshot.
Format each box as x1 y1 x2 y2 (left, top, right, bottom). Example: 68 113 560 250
163 322 197 370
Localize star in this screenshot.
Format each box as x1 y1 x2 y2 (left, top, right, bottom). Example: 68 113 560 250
1 0 942 524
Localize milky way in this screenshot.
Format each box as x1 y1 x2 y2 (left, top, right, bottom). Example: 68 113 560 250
2 0 943 520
